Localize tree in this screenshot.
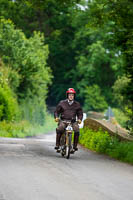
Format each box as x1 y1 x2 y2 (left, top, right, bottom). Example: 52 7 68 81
0 18 51 100
0 0 81 104
86 0 133 106
0 0 126 110
84 85 108 112
71 9 124 106
0 19 52 124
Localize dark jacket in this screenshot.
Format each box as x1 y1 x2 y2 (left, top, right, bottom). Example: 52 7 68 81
54 99 83 121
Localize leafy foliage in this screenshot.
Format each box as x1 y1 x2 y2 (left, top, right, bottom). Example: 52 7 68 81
0 0 132 136
80 128 111 153
113 76 131 106
0 59 19 121
0 0 123 110
0 120 30 138
112 108 129 128
0 114 56 138
0 18 52 101
80 127 133 164
84 85 108 112
0 86 18 121
0 19 53 129
86 0 133 125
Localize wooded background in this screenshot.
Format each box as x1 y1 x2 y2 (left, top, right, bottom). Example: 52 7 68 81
0 0 132 132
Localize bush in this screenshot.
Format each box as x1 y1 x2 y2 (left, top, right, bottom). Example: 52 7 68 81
79 127 133 164
0 85 19 121
0 114 56 138
112 108 129 128
108 142 133 164
0 59 20 121
0 120 30 138
80 128 111 153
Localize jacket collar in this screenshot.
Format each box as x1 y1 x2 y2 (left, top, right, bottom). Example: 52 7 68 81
67 99 74 105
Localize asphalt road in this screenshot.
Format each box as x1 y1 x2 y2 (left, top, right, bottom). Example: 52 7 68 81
0 132 133 200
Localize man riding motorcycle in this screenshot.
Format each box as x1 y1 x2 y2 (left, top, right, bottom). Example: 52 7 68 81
54 88 83 152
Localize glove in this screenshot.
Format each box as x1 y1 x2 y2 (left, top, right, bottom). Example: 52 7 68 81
78 119 82 124
55 118 59 123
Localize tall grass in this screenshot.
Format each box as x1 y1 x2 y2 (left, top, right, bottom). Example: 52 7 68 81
0 113 56 138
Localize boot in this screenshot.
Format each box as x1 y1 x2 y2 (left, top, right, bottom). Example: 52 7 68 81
73 133 79 151
55 133 61 150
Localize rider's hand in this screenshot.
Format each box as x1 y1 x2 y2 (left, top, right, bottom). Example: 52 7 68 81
78 119 82 124
55 118 59 123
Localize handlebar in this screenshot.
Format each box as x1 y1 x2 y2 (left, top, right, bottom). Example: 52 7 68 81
60 119 79 124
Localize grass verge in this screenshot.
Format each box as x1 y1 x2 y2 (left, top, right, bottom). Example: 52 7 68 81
0 114 56 138
79 127 133 165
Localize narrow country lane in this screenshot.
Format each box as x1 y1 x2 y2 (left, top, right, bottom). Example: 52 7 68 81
0 132 133 200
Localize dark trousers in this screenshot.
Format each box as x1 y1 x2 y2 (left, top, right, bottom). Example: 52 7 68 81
56 121 79 147
56 121 79 134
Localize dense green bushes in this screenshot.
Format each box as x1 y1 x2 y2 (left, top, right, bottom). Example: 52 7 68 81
0 0 125 110
0 60 20 121
0 19 54 137
112 108 129 128
0 1 132 136
0 86 19 121
79 128 133 164
0 120 30 138
0 19 51 100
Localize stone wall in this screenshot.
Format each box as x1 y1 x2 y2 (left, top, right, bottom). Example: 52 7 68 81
84 118 133 141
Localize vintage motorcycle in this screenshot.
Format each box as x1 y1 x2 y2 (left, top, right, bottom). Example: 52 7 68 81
56 120 75 159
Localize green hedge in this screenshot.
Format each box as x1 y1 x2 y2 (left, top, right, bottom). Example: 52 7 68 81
0 85 19 121
0 120 31 138
79 128 133 164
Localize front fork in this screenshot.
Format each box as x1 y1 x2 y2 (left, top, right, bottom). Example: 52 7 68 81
60 131 72 153
66 131 72 147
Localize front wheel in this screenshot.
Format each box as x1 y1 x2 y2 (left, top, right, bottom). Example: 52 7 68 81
66 133 72 159
60 133 68 157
